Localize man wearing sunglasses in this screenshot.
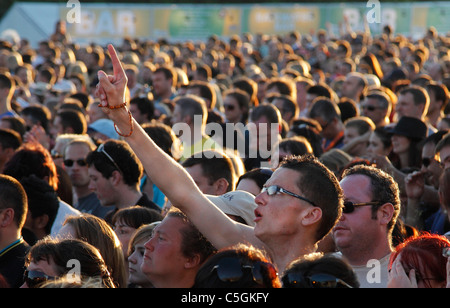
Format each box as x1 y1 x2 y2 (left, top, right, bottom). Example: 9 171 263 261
63 138 113 219
333 165 400 288
96 44 343 274
360 91 391 128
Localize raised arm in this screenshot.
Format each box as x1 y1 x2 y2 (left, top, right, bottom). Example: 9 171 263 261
96 44 261 250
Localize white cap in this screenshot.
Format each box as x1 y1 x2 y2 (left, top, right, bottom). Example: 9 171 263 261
206 190 257 226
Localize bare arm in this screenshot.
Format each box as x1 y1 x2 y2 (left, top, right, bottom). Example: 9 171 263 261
97 44 262 250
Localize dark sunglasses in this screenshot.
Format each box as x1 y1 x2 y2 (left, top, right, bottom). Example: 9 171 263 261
283 272 353 288
224 104 235 111
24 270 55 288
63 159 87 167
422 157 436 168
343 201 381 214
361 105 380 112
261 185 318 207
211 257 277 286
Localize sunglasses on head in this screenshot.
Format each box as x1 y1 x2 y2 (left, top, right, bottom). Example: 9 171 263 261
211 257 277 286
283 272 353 288
24 270 55 288
343 201 382 214
63 159 87 167
97 143 122 173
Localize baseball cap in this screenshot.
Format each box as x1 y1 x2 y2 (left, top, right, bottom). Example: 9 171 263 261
206 190 257 226
88 119 119 140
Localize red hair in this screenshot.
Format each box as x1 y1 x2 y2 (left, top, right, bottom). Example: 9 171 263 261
389 233 450 287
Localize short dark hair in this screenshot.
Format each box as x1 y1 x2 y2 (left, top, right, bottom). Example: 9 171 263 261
399 85 429 107
166 208 216 264
426 83 449 111
21 105 52 132
341 165 400 234
188 80 216 110
280 154 343 242
282 253 359 288
56 109 87 135
111 205 163 229
174 95 207 125
20 175 59 235
86 140 143 187
0 174 27 228
237 168 273 192
130 96 154 122
309 97 341 123
0 128 22 150
3 142 59 191
182 150 235 192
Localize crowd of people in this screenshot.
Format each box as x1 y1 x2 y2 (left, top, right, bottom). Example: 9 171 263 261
0 18 450 289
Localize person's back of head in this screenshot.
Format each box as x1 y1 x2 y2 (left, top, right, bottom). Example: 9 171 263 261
319 149 353 177
182 149 236 193
309 97 342 125
389 233 450 288
250 103 281 124
0 174 28 231
266 77 297 102
20 175 59 237
111 205 163 230
193 243 280 288
130 96 155 123
61 213 127 288
86 139 143 189
344 116 376 136
21 105 52 132
0 116 27 139
3 141 59 191
56 109 87 135
0 128 22 152
307 83 332 99
0 73 15 99
282 253 359 288
232 76 258 107
280 154 343 243
25 237 116 288
188 80 216 110
173 94 208 127
142 121 180 159
277 136 313 158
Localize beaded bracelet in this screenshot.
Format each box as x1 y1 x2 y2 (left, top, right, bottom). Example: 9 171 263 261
113 108 134 137
102 102 134 137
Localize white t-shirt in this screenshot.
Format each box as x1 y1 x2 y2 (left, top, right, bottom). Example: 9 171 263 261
351 253 391 288
50 199 82 237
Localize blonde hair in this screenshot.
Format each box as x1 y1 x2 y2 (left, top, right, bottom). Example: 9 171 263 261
62 214 127 288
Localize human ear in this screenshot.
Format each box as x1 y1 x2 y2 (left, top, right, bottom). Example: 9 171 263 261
378 202 395 225
302 207 322 227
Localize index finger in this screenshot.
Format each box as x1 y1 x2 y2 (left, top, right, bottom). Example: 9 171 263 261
107 44 126 79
